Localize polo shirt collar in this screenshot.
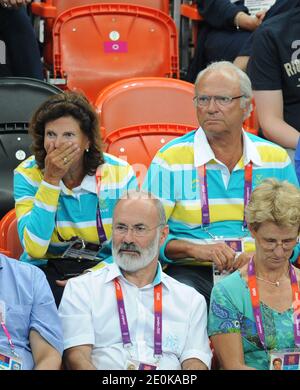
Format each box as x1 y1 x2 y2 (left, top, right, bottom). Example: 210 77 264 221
59 173 97 195
194 127 262 167
105 262 170 290
80 174 97 193
242 130 262 167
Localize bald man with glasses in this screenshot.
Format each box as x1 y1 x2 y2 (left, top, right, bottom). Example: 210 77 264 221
142 61 299 306
59 191 212 370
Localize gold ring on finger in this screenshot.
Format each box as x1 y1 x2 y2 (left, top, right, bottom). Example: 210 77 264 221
63 157 68 164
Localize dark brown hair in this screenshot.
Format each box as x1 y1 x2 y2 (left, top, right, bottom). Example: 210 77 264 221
29 91 104 175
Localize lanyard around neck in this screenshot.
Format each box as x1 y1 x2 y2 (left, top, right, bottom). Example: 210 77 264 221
95 171 107 243
114 278 163 358
1 321 16 356
248 257 300 350
197 161 253 229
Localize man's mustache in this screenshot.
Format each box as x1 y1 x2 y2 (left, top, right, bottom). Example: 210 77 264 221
118 243 141 254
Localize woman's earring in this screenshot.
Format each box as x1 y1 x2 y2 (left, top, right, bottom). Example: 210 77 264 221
85 148 89 152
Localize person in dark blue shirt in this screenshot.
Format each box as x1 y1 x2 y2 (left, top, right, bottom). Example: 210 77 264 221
0 0 43 79
187 0 300 82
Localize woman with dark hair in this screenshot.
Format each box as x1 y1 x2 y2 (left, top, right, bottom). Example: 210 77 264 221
14 91 137 305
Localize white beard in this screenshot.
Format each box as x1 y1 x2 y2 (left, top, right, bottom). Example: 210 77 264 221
112 232 160 272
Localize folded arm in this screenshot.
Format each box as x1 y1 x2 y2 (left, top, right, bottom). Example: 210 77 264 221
165 239 236 272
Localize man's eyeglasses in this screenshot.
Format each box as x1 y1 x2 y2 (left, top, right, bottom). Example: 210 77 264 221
260 237 298 251
113 224 163 237
193 95 245 107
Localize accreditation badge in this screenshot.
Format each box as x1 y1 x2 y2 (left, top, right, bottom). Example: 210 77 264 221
224 239 243 253
212 238 244 284
0 348 23 370
125 359 158 370
269 349 300 370
202 237 244 253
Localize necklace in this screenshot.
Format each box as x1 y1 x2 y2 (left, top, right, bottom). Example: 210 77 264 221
256 276 280 287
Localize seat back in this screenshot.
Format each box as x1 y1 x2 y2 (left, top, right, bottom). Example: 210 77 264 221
95 77 197 137
52 4 179 102
104 123 195 185
32 0 170 66
0 128 31 218
0 77 61 218
0 77 62 125
0 209 16 250
0 209 22 260
6 217 23 260
54 0 169 15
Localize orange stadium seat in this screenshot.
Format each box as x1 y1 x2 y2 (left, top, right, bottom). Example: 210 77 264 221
0 209 22 259
33 0 169 16
0 209 16 253
32 0 170 66
6 217 23 260
39 3 178 102
94 77 197 138
0 249 11 257
104 123 195 186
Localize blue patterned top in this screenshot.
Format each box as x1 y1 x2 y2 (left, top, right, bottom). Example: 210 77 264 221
208 271 295 370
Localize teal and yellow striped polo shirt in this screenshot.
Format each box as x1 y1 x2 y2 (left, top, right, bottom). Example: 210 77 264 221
143 128 299 264
14 153 138 265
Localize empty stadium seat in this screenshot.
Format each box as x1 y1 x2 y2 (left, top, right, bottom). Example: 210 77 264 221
0 209 22 260
0 249 11 257
0 209 16 250
32 0 170 66
95 77 197 138
49 4 179 102
32 0 169 17
0 77 61 218
6 217 23 260
104 123 195 185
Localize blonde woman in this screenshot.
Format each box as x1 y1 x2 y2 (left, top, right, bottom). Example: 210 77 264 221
208 179 300 369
